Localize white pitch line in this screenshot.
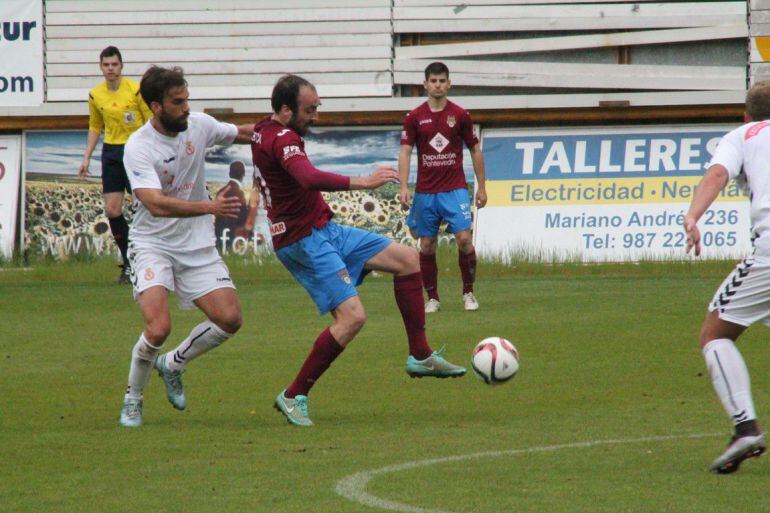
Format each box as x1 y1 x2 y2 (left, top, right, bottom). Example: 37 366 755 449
335 432 722 513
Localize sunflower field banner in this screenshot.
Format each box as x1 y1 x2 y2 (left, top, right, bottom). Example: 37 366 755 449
22 128 476 259
476 125 750 262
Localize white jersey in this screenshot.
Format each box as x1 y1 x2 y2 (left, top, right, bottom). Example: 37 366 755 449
124 112 238 252
709 120 770 257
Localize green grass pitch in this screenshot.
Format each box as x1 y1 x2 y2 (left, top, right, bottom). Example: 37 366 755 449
1 255 768 512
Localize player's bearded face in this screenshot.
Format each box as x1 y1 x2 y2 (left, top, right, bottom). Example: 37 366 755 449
159 109 189 132
158 86 190 133
288 111 309 136
289 86 320 136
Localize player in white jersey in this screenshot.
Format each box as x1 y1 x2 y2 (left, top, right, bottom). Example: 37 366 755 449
118 66 253 427
683 81 770 472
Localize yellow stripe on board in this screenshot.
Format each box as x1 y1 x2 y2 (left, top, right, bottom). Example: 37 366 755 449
486 177 747 207
756 37 770 62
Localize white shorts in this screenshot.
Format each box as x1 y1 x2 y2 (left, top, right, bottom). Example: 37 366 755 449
128 245 235 309
709 257 770 327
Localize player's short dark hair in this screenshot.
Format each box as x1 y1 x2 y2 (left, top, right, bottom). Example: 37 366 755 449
99 46 122 63
424 62 449 79
229 161 246 181
746 81 770 121
139 65 187 106
271 74 315 114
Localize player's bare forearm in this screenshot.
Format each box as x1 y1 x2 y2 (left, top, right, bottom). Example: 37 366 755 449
470 144 487 207
79 130 101 176
470 144 486 187
134 188 240 218
398 145 412 188
398 145 413 204
84 130 100 158
233 124 255 144
683 164 729 256
685 165 729 224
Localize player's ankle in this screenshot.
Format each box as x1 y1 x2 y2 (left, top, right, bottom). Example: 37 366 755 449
736 419 761 437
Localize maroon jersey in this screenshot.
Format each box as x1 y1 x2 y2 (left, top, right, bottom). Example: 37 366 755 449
400 100 478 194
250 117 334 250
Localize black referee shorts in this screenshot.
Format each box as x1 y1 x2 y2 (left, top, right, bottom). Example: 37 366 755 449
101 143 132 194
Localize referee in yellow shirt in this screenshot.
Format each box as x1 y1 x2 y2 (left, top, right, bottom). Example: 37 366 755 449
79 46 152 283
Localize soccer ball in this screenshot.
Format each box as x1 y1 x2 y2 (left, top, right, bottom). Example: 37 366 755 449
471 337 520 385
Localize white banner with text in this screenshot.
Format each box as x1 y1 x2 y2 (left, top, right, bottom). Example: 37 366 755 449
0 0 44 106
476 125 750 262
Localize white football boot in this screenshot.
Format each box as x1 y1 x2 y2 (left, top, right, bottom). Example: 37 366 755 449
424 298 441 313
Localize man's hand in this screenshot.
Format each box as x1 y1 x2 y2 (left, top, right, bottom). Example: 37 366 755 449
684 215 701 256
399 187 411 208
475 187 487 208
211 195 243 219
365 166 399 189
78 160 91 178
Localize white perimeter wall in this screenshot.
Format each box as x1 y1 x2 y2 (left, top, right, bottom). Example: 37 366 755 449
0 0 751 116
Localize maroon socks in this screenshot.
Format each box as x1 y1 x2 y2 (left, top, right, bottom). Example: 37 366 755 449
285 328 344 398
394 272 433 360
459 250 477 294
419 252 439 301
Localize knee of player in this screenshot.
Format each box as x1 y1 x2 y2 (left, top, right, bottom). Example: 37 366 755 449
350 310 367 333
216 310 243 335
104 203 123 218
402 246 420 273
340 307 366 334
420 239 437 254
699 325 727 347
145 323 171 345
455 235 474 253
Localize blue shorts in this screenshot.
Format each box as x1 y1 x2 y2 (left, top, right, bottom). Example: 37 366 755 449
276 222 392 315
406 189 472 237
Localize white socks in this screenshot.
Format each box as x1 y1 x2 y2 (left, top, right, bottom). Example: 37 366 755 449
702 338 756 425
164 321 232 372
125 335 159 401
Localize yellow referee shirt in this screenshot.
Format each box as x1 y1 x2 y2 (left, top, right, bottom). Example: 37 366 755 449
88 78 152 145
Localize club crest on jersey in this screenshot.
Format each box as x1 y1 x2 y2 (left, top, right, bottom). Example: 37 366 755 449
144 268 155 281
123 111 136 124
446 115 456 128
270 221 286 236
338 269 351 284
185 141 195 155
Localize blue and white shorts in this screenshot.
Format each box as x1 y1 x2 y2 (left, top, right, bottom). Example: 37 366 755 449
406 188 472 237
276 222 392 315
709 257 770 327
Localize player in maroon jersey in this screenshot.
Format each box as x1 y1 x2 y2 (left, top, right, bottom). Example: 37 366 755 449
398 62 487 313
251 75 467 427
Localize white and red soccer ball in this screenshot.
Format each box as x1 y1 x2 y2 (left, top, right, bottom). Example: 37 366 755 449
471 337 520 385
